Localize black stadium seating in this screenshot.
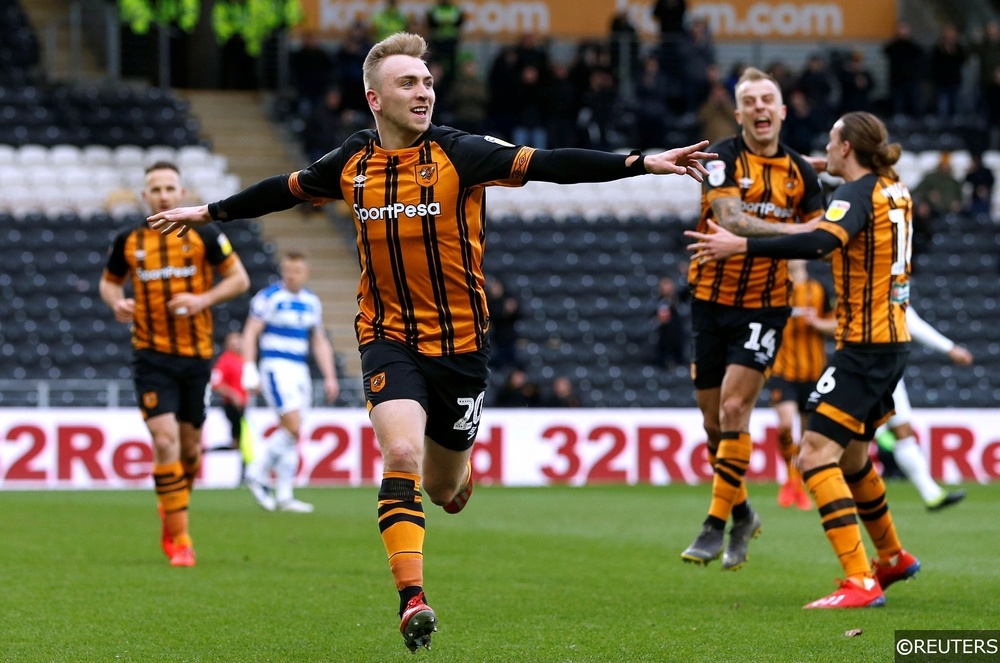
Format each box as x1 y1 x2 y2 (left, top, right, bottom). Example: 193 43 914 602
1 0 996 409
484 212 1000 408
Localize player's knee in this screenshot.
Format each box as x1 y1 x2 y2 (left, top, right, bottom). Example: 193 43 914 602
719 395 751 426
380 440 422 474
150 433 177 455
798 435 840 472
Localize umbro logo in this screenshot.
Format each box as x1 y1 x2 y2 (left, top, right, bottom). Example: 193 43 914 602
353 175 367 188
738 177 754 188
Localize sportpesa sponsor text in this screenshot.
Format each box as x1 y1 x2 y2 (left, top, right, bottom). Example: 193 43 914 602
137 265 198 282
353 201 443 222
742 201 797 219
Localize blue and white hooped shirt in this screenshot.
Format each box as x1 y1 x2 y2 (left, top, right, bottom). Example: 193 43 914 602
249 282 323 364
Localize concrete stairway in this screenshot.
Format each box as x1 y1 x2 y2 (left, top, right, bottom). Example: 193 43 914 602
19 0 104 82
180 89 362 378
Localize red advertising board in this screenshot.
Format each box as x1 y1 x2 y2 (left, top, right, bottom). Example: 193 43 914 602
1 408 994 489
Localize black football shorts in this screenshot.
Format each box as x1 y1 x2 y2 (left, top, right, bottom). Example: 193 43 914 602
132 349 212 426
806 345 909 446
360 340 490 452
690 299 789 389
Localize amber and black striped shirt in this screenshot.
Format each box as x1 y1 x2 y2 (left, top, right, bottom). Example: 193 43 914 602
816 173 912 348
290 126 535 356
103 222 238 359
688 136 825 308
771 278 834 382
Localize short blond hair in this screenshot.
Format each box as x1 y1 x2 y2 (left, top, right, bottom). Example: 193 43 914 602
363 32 428 91
734 66 782 101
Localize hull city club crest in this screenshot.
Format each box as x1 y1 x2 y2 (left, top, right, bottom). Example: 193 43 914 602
415 164 438 187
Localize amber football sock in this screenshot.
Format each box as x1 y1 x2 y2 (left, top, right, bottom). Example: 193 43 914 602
803 463 871 580
378 472 426 612
154 461 190 541
706 431 751 525
844 459 902 561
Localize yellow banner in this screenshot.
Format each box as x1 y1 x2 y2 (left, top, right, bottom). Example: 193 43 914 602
299 0 896 41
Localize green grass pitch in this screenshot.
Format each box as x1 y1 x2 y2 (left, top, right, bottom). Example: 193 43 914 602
3 481 997 662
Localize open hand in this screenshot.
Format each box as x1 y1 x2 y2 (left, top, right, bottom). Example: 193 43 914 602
684 219 748 262
645 140 717 181
147 204 212 237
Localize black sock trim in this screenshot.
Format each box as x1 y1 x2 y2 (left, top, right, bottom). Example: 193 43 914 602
379 477 417 502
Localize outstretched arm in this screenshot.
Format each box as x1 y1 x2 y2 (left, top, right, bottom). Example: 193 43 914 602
526 141 716 184
710 196 822 237
685 219 840 262
149 175 302 237
905 306 974 364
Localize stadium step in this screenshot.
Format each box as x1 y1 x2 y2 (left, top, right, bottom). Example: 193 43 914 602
179 89 363 379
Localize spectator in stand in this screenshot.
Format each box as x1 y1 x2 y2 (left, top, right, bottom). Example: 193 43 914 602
633 53 671 149
724 61 747 97
929 23 967 118
494 366 541 407
796 55 835 124
964 151 996 217
512 63 548 149
303 87 367 164
681 18 716 114
334 24 372 115
971 22 1000 116
484 275 521 371
578 68 619 150
910 197 935 259
568 41 611 109
487 45 521 139
289 32 335 118
766 60 795 100
652 0 687 67
546 62 581 148
838 49 875 113
426 0 464 81
543 375 582 408
608 9 640 85
446 53 489 135
371 0 408 42
985 64 1000 150
783 88 824 155
913 151 964 216
652 0 686 36
696 80 736 147
649 275 687 369
513 32 550 74
883 22 925 118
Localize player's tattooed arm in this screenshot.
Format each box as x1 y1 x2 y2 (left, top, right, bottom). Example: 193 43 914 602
711 196 813 237
711 197 780 237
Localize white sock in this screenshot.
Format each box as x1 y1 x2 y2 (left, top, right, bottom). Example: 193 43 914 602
272 428 299 505
892 436 945 504
248 431 284 487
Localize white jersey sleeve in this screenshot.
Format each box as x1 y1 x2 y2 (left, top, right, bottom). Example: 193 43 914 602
905 306 954 354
